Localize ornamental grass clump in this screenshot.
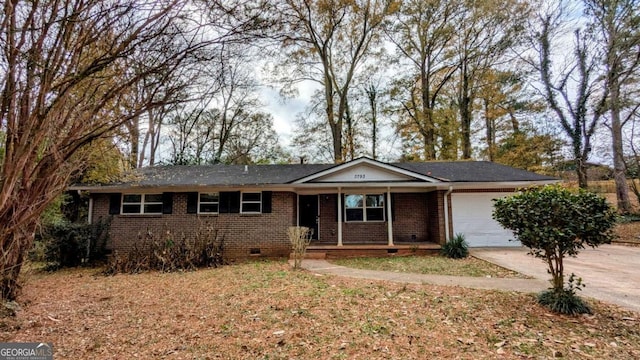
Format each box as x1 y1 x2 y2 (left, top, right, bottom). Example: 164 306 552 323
493 185 616 315
441 233 469 259
288 226 312 269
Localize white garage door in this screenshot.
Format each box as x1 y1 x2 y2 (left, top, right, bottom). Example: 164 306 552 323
450 193 519 247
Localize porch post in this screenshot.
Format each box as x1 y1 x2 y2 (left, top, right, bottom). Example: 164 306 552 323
337 187 343 246
387 187 394 246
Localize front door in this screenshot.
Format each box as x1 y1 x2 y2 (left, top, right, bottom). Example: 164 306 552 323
299 195 319 240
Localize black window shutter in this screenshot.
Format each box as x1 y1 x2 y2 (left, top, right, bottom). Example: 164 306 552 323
162 192 174 214
219 192 230 213
109 193 121 215
262 191 272 213
229 191 241 213
186 192 198 214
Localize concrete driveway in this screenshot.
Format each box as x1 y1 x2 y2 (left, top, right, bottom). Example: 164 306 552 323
472 245 640 313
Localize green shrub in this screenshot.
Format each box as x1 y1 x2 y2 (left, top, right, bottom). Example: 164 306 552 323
441 233 469 259
36 218 110 269
493 185 615 314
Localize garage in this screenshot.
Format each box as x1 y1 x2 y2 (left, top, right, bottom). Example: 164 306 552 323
450 192 520 247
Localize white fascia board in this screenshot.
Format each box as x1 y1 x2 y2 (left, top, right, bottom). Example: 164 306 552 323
447 180 559 190
291 158 440 184
291 182 442 189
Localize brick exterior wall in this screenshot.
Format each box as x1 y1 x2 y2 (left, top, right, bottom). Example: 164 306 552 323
427 191 447 245
93 192 296 260
392 193 429 242
318 194 338 243
94 190 449 259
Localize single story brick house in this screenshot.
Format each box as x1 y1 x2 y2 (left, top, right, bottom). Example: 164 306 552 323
72 157 556 259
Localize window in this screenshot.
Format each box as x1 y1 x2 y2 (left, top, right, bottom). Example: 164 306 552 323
199 193 219 214
241 192 262 213
345 194 385 222
122 194 163 214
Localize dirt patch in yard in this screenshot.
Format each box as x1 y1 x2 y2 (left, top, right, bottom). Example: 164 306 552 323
1 261 639 359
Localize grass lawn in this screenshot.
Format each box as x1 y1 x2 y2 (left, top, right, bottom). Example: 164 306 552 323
1 261 639 359
331 255 528 278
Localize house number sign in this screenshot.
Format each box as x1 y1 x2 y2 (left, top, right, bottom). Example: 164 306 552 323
354 174 366 179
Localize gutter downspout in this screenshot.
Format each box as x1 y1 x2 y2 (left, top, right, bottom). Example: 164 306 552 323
443 186 453 243
87 196 93 225
86 194 94 262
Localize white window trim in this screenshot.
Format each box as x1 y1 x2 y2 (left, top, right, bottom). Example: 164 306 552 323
121 194 163 215
345 193 385 222
241 192 262 214
198 192 220 214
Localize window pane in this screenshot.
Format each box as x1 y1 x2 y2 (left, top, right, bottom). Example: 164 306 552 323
345 194 363 208
346 208 364 221
200 193 219 202
200 203 219 213
145 194 163 203
242 192 261 202
123 194 141 203
367 208 384 221
122 204 141 213
242 203 261 213
366 194 384 207
144 204 163 214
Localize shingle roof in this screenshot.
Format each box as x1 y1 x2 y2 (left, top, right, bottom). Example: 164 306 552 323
392 161 556 182
112 164 335 187
83 160 555 189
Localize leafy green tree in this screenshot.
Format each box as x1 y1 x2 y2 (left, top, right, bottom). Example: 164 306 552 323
493 185 616 314
493 127 563 172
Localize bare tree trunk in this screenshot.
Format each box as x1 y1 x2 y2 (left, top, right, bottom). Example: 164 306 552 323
484 99 495 161
460 60 472 159
344 101 355 161
365 83 379 160
421 67 436 160
610 83 632 212
127 116 140 169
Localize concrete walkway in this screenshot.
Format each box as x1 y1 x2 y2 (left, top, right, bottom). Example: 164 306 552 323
300 259 548 293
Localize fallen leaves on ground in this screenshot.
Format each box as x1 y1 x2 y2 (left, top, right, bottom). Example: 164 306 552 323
615 221 640 245
1 261 639 359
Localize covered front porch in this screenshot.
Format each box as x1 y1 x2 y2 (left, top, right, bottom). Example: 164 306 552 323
292 157 451 251
296 189 449 247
